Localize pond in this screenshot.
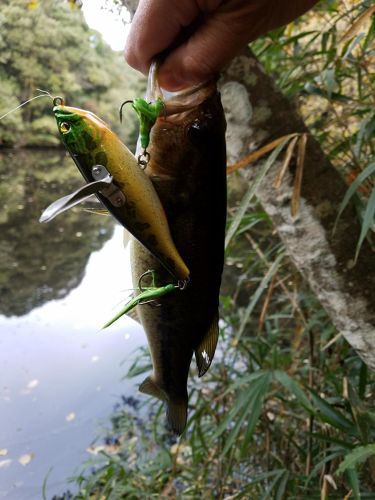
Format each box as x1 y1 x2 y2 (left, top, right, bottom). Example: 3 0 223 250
0 150 146 499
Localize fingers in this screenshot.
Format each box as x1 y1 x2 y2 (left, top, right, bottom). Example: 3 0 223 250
124 0 201 74
157 2 266 90
125 0 320 91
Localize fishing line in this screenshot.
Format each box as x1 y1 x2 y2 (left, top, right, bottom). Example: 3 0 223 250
0 89 54 121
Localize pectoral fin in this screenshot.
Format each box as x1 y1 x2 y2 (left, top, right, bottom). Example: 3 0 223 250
39 176 112 223
195 311 219 377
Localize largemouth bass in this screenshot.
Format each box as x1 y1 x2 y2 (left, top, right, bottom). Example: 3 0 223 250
48 103 189 281
131 80 227 434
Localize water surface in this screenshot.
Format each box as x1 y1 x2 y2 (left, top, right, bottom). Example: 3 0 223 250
0 150 146 499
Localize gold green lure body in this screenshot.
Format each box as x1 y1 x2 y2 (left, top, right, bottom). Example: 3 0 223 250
50 103 189 281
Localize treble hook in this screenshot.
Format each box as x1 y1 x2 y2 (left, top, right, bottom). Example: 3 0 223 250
138 269 157 291
119 99 133 123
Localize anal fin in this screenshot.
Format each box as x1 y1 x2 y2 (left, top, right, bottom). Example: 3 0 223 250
195 311 219 377
139 377 188 435
139 376 166 401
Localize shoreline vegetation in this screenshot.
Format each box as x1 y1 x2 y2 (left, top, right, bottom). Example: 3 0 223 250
2 0 375 498
0 0 144 150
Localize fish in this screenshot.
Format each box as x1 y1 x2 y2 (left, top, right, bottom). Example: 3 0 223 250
130 79 227 434
43 101 189 281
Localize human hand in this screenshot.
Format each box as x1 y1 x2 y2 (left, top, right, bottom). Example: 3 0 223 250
124 0 319 91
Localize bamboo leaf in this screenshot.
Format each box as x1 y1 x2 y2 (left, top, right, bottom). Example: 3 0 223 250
273 135 299 188
273 370 313 412
218 372 271 455
307 388 357 434
345 468 361 500
227 133 298 174
291 133 307 216
333 161 375 234
342 33 366 60
337 444 375 475
354 183 375 262
340 4 375 43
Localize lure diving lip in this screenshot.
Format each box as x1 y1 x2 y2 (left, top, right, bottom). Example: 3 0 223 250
40 99 190 282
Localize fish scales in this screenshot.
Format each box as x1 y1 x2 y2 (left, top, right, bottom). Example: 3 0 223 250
131 82 227 434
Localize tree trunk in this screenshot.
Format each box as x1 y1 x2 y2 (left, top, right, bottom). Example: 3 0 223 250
220 49 375 370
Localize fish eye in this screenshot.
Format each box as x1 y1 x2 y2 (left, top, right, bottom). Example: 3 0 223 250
59 121 71 134
188 119 209 146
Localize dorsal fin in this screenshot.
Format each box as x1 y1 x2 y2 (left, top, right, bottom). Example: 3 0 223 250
195 311 219 377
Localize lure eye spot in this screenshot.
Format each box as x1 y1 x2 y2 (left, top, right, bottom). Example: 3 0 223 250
53 96 64 106
59 121 71 134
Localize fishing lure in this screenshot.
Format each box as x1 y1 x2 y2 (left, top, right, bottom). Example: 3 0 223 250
40 97 189 282
103 270 179 329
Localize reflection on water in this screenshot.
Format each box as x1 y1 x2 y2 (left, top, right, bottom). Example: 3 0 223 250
0 149 114 316
0 150 146 499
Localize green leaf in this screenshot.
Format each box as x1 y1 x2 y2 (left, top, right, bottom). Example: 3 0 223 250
337 444 375 474
354 182 375 262
322 67 336 99
216 372 271 455
333 161 375 233
308 388 357 435
273 370 313 412
346 468 361 500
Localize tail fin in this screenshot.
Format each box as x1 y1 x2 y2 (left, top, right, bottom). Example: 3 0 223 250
166 399 188 436
139 376 188 435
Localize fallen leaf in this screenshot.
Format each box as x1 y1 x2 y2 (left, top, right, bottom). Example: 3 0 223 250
0 449 8 456
340 5 375 43
227 133 299 174
27 379 39 390
0 459 12 469
65 412 76 422
86 443 120 455
19 453 34 466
